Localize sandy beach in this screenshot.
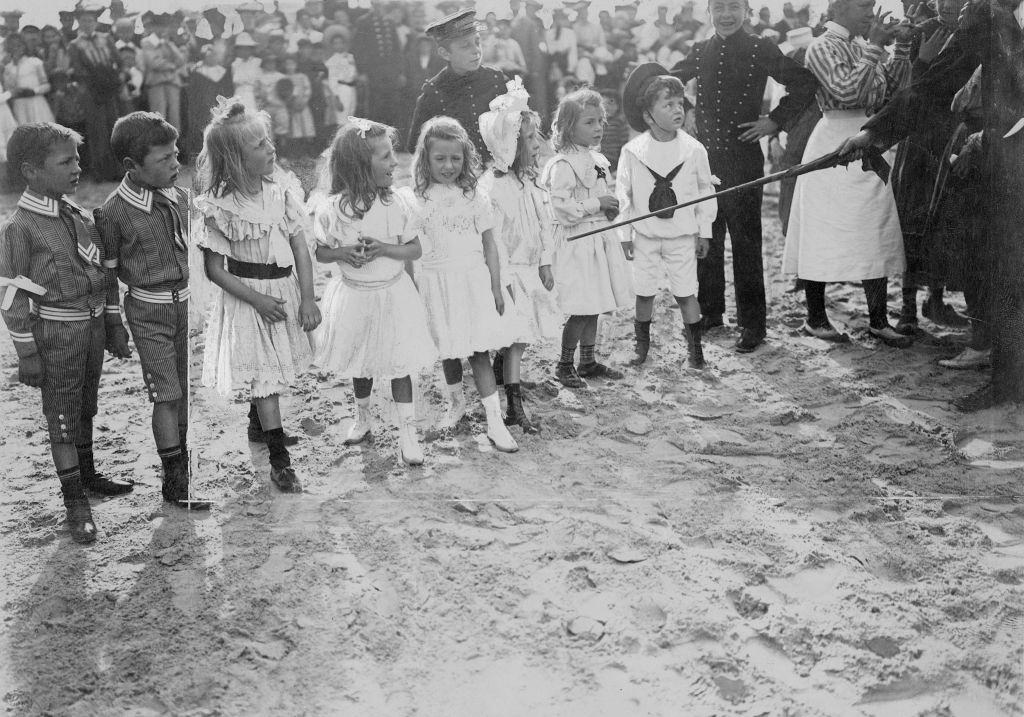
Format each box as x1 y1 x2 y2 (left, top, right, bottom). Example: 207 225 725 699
1 158 1021 716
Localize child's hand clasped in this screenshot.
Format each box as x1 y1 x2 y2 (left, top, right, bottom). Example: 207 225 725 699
696 237 710 260
358 236 390 262
298 298 321 332
337 243 368 268
252 292 289 323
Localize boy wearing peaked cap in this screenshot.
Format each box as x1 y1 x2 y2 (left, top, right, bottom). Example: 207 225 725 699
0 123 135 544
406 9 507 162
617 64 716 370
94 112 211 511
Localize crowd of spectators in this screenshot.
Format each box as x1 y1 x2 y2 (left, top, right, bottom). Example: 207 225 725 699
0 0 823 181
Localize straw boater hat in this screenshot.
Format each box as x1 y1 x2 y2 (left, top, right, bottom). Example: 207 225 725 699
785 26 812 49
621 61 670 133
478 77 532 173
234 30 257 46
323 24 350 45
74 3 107 17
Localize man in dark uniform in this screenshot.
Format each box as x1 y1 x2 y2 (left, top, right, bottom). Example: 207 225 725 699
406 9 507 162
671 0 817 353
840 0 1024 410
352 0 404 126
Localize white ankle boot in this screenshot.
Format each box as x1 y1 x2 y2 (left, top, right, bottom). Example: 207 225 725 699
344 398 372 445
481 392 518 453
395 402 424 466
442 383 466 429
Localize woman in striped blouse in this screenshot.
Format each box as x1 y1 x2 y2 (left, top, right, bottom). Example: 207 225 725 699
783 0 915 348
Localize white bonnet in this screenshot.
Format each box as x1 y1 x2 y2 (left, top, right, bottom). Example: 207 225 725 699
478 77 532 172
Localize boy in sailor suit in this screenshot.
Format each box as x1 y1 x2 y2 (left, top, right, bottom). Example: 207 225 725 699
617 64 717 369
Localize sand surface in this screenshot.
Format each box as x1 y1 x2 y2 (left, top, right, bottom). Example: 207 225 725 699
1 158 1022 716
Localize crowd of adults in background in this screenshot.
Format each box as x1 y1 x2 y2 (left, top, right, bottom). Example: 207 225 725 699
0 0 828 180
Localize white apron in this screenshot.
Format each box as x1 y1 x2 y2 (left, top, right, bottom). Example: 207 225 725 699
783 110 905 282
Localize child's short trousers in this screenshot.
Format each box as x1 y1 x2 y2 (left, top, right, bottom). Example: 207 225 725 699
32 315 105 443
124 293 188 403
632 232 697 298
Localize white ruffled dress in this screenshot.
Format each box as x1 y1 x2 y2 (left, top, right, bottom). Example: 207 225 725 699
195 169 315 399
541 148 633 316
311 187 437 379
413 184 519 359
480 172 564 344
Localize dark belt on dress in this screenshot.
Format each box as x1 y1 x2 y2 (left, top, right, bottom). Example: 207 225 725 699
226 258 293 280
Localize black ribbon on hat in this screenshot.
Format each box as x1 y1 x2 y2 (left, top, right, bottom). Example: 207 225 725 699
646 161 684 219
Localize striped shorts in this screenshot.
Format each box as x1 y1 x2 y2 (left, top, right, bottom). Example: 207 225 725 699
124 294 188 404
32 315 105 444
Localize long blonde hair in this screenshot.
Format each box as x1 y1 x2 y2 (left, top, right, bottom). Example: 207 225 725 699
195 98 274 198
319 120 395 219
411 116 479 198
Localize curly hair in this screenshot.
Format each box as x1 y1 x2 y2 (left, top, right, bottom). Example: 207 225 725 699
550 87 606 151
320 120 396 219
411 116 479 198
195 98 275 198
493 111 544 187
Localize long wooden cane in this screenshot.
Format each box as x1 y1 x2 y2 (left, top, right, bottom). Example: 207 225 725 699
566 149 890 242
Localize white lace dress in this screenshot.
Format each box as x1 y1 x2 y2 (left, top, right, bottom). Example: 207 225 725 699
480 172 563 343
195 169 315 399
413 184 520 358
541 147 633 316
311 187 437 379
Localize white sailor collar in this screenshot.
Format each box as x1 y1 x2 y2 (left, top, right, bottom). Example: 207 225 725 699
117 176 180 213
17 189 77 218
559 147 610 189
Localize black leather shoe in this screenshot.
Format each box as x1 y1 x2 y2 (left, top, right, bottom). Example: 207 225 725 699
699 314 724 331
66 499 97 544
577 361 624 380
271 466 301 492
802 322 849 343
247 425 300 446
555 362 586 388
83 474 134 496
734 328 766 353
953 383 998 412
869 324 913 348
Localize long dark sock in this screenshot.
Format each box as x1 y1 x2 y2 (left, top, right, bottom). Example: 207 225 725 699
248 403 261 430
863 278 889 329
178 424 188 457
558 343 576 366
804 280 828 327
901 286 918 317
75 443 95 482
158 445 182 473
57 466 84 499
579 343 595 365
264 427 291 469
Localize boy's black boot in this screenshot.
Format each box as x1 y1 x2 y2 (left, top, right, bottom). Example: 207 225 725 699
630 320 651 365
684 322 706 369
504 383 538 434
58 468 97 544
77 443 134 496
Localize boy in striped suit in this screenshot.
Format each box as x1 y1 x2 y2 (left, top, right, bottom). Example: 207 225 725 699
0 123 135 544
95 112 211 511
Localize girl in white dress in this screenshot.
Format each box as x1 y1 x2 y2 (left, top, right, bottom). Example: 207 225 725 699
541 88 632 389
311 118 436 466
3 34 55 125
410 116 519 453
195 98 321 492
479 79 561 434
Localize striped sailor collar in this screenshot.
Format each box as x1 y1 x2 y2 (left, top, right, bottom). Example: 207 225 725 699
824 21 852 41
17 189 77 218
117 175 180 213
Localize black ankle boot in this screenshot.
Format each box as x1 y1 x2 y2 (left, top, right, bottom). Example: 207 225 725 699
630 320 651 365
684 322 706 369
160 447 212 509
504 383 538 434
77 444 133 496
264 427 300 492
58 470 97 544
896 290 918 335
